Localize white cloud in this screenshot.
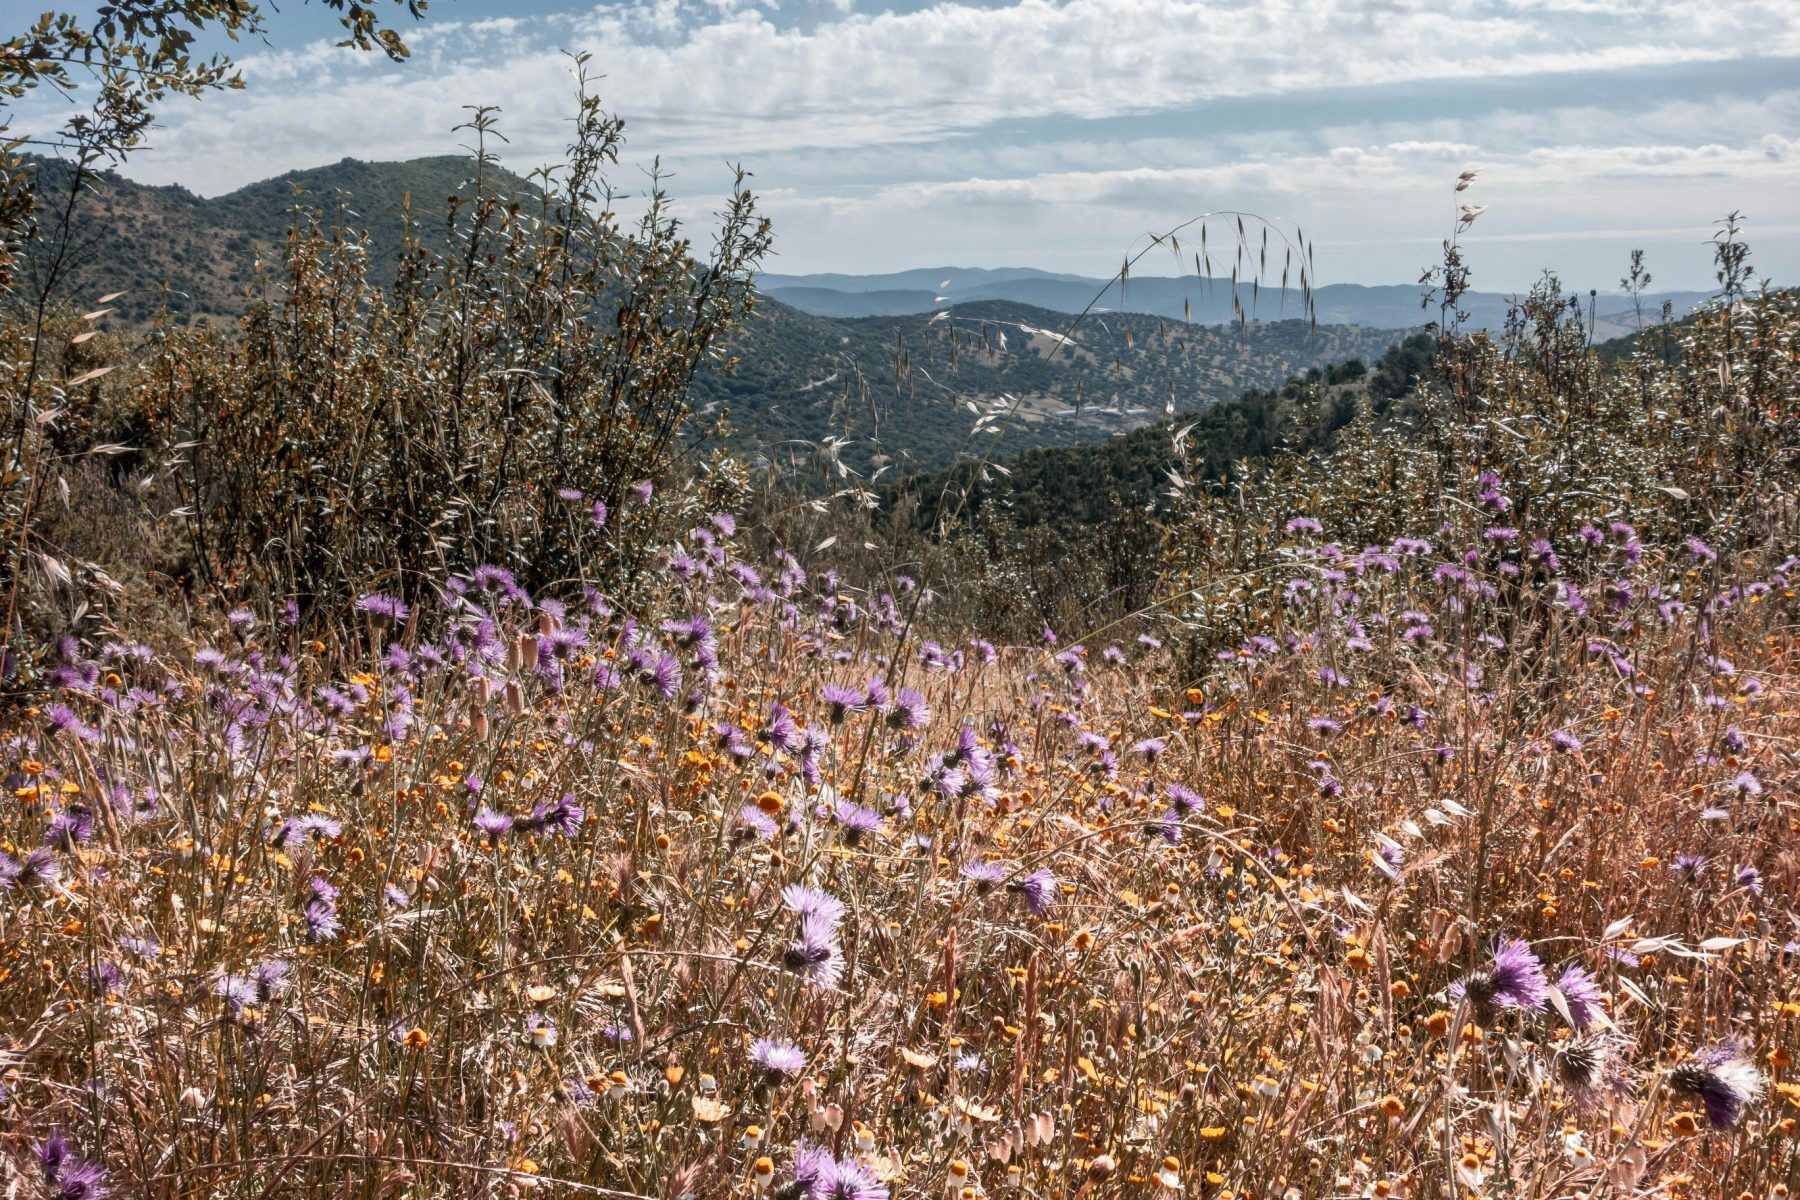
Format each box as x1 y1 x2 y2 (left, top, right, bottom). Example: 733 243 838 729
18 0 1794 286
95 0 1800 188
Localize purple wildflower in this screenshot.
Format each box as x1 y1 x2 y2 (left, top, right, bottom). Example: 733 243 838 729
781 885 845 929
821 683 865 723
42 804 95 850
1670 853 1708 883
763 703 805 754
354 593 410 622
783 912 843 989
1669 1043 1764 1130
886 687 930 732
832 800 882 847
961 862 1006 894
36 1132 107 1200
275 812 343 846
521 794 584 838
1555 964 1604 1030
473 807 514 840
1013 868 1057 916
750 1037 807 1080
1454 938 1549 1020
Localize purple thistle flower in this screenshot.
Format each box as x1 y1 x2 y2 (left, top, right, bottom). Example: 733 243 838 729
781 885 845 929
749 1037 807 1079
886 687 930 732
1454 938 1548 1020
1671 853 1708 883
1555 964 1604 1030
2 847 63 890
46 703 99 742
1165 783 1203 815
650 652 682 700
1549 729 1582 754
793 1142 837 1196
831 799 882 847
474 808 514 840
1685 537 1718 564
1133 737 1167 760
782 912 843 989
42 804 95 850
763 703 805 754
821 683 865 724
816 1157 888 1200
961 861 1007 894
252 958 293 1002
1669 1043 1764 1130
735 805 778 842
37 1132 108 1200
521 794 584 838
1554 1033 1622 1102
792 1141 888 1200
305 877 341 943
1013 868 1057 916
275 812 343 846
354 593 410 623
1735 864 1763 895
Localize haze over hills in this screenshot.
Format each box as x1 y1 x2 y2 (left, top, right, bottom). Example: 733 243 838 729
759 267 1712 341
15 154 1419 474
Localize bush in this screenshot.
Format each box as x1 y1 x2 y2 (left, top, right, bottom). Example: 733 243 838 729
126 86 769 617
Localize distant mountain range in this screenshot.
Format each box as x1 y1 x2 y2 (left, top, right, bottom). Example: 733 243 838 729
759 267 1711 343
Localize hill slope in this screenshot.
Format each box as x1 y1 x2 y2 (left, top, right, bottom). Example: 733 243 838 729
16 154 519 326
694 299 1404 473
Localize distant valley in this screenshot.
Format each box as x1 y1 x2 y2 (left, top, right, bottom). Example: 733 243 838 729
759 267 1710 344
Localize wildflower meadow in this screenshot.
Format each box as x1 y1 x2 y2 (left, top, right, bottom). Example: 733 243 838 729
3 261 1799 1199
2 10 1798 1199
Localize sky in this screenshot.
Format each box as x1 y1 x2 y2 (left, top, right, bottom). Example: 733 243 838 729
12 0 1800 291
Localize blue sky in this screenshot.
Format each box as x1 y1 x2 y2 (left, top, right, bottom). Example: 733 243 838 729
15 0 1800 290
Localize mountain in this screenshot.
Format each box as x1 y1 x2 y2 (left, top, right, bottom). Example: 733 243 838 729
691 299 1405 473
759 268 1712 342
15 154 517 326
893 332 1439 532
12 154 1411 474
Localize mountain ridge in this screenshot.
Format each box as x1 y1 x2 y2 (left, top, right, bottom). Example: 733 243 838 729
761 267 1710 339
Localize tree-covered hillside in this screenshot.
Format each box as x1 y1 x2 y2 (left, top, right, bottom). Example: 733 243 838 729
697 299 1405 474
17 154 510 325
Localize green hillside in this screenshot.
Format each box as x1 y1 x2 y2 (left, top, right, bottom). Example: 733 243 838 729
692 298 1405 474
17 154 511 326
